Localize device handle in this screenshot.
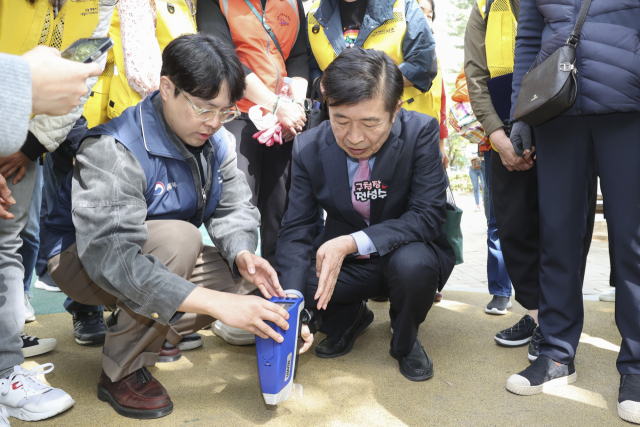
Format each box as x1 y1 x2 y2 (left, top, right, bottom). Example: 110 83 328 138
282 289 304 299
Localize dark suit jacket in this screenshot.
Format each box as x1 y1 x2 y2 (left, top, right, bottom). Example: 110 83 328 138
275 109 456 295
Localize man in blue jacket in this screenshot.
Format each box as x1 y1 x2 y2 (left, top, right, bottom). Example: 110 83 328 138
276 48 455 382
506 2 640 424
42 34 312 419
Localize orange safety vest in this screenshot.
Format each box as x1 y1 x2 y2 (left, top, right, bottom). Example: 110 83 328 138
220 0 300 113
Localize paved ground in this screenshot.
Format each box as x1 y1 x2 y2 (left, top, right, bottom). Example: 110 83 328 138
15 291 625 427
448 192 612 300
14 190 620 427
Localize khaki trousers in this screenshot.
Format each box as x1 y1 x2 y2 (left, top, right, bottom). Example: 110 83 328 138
48 220 255 382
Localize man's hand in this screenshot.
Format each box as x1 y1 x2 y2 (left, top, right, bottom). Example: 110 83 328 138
0 152 30 184
299 324 313 354
489 128 534 172
441 148 449 169
235 251 286 299
314 235 357 310
510 121 535 163
0 173 16 220
285 293 315 353
212 291 290 342
276 102 306 140
22 45 102 116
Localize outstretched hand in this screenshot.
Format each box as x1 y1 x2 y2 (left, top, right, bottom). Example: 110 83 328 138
235 251 286 299
314 235 357 310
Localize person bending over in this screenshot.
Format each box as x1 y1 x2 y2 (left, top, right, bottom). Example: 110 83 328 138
276 47 455 382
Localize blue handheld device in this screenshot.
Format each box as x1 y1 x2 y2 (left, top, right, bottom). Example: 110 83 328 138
255 289 304 405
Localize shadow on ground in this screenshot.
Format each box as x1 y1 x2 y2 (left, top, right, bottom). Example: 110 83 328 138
16 291 623 427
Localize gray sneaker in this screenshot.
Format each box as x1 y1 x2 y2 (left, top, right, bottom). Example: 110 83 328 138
485 295 512 315
506 355 576 396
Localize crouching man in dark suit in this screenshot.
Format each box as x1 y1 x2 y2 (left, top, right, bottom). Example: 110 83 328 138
275 48 455 381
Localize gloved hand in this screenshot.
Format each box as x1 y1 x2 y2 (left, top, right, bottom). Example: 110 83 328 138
253 123 283 147
510 121 533 157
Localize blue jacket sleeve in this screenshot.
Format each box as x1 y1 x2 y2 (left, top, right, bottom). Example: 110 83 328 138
510 0 545 120
399 0 437 93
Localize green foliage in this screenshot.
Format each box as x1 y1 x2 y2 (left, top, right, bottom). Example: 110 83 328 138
449 171 474 193
444 0 476 72
446 0 475 46
444 122 468 170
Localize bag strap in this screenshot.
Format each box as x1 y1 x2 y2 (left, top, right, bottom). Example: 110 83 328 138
566 0 593 47
445 171 457 209
242 0 285 60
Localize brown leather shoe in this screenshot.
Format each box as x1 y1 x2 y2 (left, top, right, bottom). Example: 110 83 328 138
434 292 443 303
97 368 173 419
157 342 181 363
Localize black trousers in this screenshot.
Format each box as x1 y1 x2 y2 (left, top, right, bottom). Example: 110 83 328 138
305 242 440 355
534 113 640 374
224 118 293 266
491 149 596 310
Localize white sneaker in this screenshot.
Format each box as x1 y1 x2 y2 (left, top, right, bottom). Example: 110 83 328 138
33 280 59 292
0 364 74 421
20 334 57 358
599 288 615 302
213 320 255 346
0 405 9 427
24 294 35 323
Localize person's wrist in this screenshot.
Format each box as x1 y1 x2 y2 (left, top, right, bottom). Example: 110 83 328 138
345 235 358 255
235 250 250 263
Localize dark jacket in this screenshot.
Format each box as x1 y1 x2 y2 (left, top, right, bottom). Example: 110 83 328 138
308 0 437 92
275 109 456 296
511 0 640 119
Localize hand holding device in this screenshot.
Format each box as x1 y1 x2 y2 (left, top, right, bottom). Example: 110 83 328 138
256 291 305 405
22 45 103 116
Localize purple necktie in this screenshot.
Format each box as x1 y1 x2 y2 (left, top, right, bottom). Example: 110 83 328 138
352 158 371 259
351 158 371 225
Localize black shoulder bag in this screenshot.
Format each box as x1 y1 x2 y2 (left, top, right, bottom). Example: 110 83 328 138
513 0 592 127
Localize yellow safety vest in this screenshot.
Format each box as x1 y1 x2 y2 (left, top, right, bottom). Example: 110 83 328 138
308 0 438 118
84 0 197 128
0 0 99 54
476 0 517 151
477 0 517 78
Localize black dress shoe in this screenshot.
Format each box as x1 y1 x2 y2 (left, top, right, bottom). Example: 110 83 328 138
390 338 434 381
315 302 374 359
